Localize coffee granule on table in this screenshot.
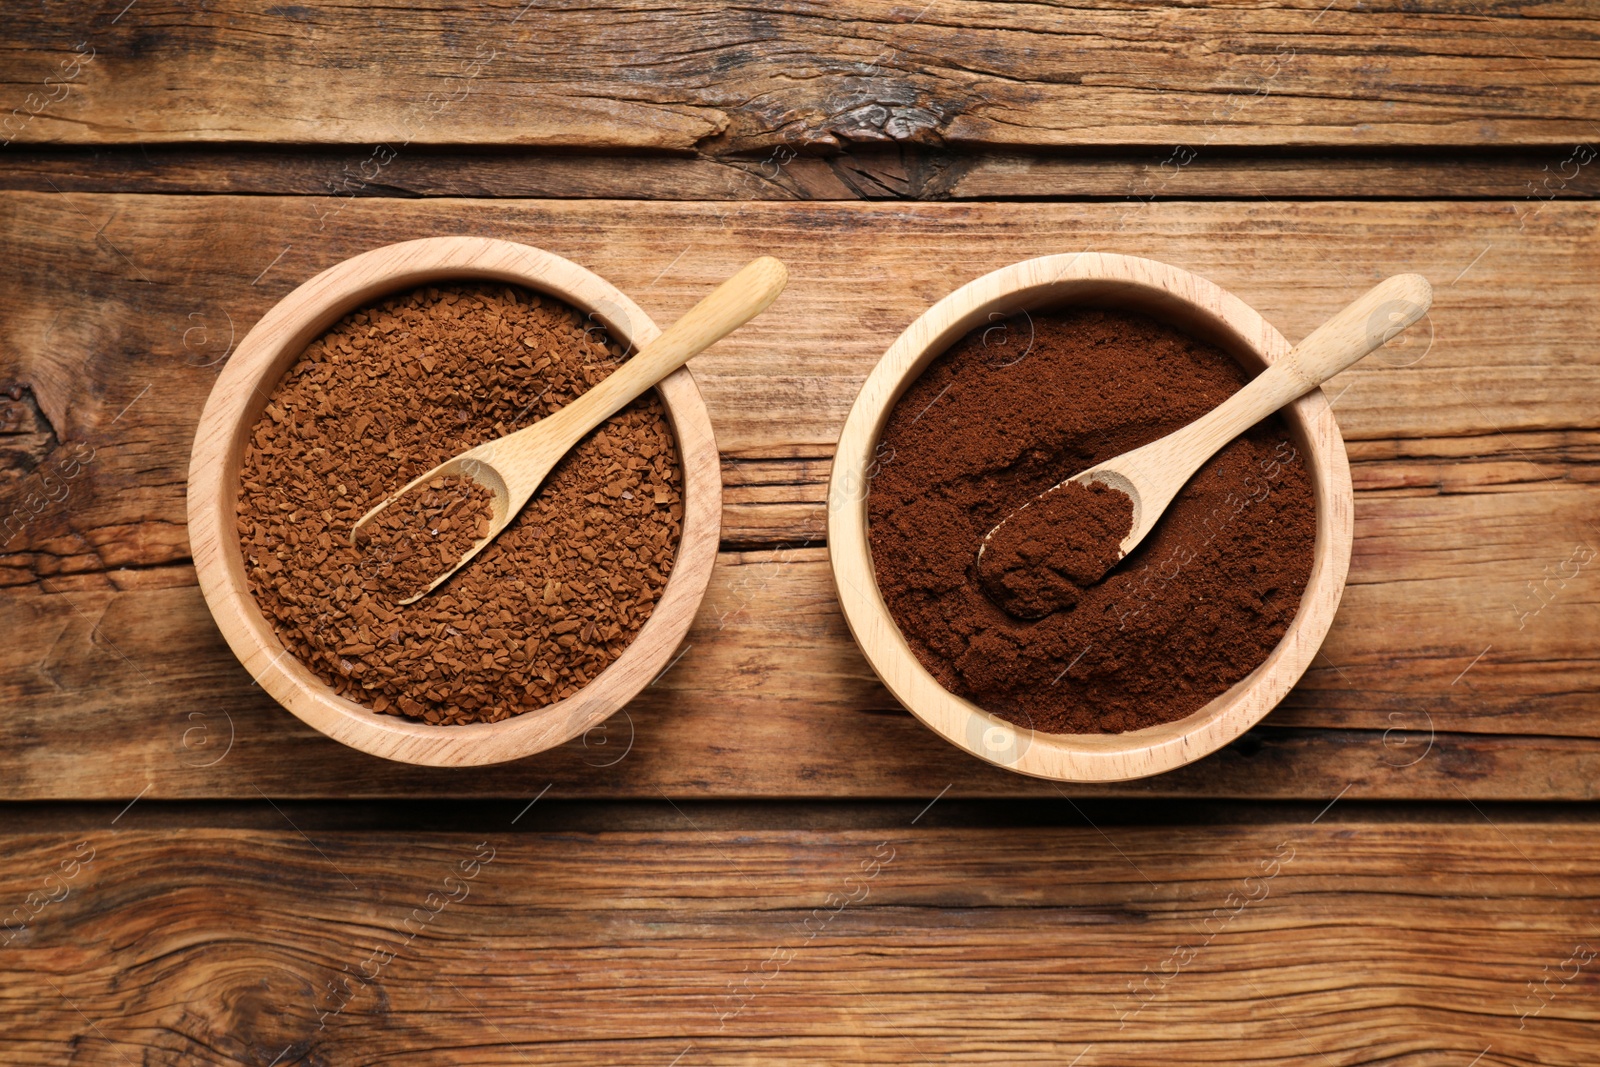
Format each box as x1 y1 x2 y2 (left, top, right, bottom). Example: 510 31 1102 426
354 475 496 603
868 309 1317 734
978 479 1133 619
236 283 683 726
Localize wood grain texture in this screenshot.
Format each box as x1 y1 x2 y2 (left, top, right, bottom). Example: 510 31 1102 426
3 1 1598 149
1 821 1596 1064
1 193 1592 456
2 8 1594 1061
2 557 1598 801
8 147 1600 201
947 149 1600 202
0 193 1595 798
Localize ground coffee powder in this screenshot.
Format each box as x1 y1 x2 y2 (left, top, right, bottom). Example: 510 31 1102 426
868 308 1317 734
237 283 683 726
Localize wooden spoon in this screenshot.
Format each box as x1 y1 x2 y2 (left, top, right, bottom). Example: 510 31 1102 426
351 255 788 603
977 273 1432 617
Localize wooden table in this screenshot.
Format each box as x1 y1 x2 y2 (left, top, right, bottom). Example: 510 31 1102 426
3 3 1598 1063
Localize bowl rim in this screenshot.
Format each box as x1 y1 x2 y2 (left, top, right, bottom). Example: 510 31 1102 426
187 235 721 767
826 252 1354 782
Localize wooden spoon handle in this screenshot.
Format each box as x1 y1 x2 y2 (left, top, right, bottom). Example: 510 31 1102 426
528 256 788 451
1275 272 1434 391
1146 273 1432 480
1091 273 1433 553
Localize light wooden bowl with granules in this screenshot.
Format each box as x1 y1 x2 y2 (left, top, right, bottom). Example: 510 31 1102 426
828 253 1354 783
188 236 721 766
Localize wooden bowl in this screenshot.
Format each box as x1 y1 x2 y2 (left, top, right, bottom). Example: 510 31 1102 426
828 253 1353 782
188 236 721 767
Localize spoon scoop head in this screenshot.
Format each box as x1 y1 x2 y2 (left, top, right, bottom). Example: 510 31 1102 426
350 455 513 606
976 475 1136 620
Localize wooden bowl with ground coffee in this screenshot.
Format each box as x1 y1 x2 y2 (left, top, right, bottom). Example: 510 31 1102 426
828 253 1354 782
188 236 721 766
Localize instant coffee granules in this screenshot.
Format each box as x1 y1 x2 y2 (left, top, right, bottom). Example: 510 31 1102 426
868 308 1317 734
237 283 683 726
354 474 496 603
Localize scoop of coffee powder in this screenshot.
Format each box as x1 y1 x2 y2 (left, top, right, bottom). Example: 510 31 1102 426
977 479 1133 619
237 284 683 726
354 475 496 603
868 308 1317 735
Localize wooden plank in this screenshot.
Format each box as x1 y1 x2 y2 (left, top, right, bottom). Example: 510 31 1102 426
1 194 1595 799
2 822 1596 1063
3 2 1597 149
1 560 1597 801
6 147 1598 201
2 193 1594 566
0 194 1591 456
948 148 1600 201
